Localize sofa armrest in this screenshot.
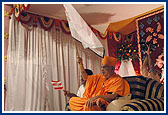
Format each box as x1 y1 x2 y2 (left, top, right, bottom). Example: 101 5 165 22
120 97 164 111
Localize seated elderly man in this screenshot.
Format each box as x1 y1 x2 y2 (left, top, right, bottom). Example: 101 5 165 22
69 56 130 111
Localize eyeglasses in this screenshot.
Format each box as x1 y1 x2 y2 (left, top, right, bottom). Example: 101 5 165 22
101 65 110 69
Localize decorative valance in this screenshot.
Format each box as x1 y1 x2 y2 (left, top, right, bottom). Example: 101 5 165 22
60 20 71 34
9 4 108 40
38 16 55 30
10 4 30 21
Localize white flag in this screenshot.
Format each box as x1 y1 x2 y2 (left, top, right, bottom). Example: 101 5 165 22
63 4 104 57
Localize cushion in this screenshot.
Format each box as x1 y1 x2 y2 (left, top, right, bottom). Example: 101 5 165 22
145 78 164 99
120 97 164 111
123 76 147 99
106 94 136 111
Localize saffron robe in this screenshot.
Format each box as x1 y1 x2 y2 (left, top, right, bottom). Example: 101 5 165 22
69 73 130 111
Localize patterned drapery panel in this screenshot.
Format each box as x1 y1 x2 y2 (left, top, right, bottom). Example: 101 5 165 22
136 9 164 75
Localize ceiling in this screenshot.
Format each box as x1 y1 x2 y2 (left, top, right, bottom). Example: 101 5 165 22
27 3 164 34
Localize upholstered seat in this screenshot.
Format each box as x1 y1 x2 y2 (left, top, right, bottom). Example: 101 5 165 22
120 76 164 111
65 76 164 111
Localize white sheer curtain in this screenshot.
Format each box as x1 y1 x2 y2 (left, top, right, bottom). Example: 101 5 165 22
5 14 102 111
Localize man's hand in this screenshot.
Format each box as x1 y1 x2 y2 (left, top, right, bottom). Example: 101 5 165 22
77 56 88 81
146 45 151 55
77 56 83 64
63 90 77 98
63 90 71 97
96 98 103 108
85 96 99 107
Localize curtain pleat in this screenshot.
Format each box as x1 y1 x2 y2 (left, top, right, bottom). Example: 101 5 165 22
5 14 102 111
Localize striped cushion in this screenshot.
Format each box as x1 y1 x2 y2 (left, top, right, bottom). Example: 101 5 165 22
123 76 147 100
120 98 164 111
145 78 164 99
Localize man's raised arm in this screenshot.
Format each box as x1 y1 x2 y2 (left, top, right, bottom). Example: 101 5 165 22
76 56 88 81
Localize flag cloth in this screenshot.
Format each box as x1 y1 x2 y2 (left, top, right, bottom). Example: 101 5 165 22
51 80 63 90
63 4 104 57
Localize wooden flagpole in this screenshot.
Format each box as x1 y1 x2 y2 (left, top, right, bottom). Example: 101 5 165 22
72 37 80 57
72 37 81 90
72 37 87 81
